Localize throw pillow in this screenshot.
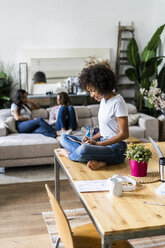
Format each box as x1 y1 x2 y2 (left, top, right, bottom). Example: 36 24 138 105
127 103 137 114
128 114 140 126
31 108 48 119
4 117 18 133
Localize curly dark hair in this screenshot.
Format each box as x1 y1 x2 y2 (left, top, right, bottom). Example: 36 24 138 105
57 91 71 106
12 89 30 112
79 64 116 95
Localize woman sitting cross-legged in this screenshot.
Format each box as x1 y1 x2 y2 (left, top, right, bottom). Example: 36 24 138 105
57 63 129 170
11 89 57 138
49 91 77 135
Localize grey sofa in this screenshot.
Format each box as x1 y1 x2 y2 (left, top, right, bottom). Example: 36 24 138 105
0 103 159 169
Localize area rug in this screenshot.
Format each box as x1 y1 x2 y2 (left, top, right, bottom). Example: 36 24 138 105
0 164 66 185
42 208 91 248
42 208 165 248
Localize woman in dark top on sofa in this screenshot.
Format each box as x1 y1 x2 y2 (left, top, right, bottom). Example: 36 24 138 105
11 89 57 138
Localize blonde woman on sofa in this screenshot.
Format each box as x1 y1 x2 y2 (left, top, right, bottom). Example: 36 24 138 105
57 64 129 170
49 91 77 135
11 89 57 138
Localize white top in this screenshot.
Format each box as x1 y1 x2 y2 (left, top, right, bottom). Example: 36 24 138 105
11 103 32 120
98 94 128 140
49 105 60 125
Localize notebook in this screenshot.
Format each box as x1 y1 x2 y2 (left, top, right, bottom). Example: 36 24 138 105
148 136 164 158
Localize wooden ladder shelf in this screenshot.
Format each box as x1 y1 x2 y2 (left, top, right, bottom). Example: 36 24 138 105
115 22 137 105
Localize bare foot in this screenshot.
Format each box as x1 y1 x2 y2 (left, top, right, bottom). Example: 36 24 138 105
56 129 66 136
87 160 107 170
56 148 69 158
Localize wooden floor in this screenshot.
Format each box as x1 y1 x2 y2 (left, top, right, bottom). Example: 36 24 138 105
0 180 82 248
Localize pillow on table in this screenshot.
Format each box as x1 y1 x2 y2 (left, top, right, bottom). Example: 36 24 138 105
128 114 140 126
4 117 18 133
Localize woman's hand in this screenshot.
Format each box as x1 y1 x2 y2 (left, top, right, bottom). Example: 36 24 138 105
85 139 97 145
26 99 39 109
82 136 98 145
82 136 91 143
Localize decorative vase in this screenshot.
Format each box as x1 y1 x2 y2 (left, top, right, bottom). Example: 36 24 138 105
129 159 148 177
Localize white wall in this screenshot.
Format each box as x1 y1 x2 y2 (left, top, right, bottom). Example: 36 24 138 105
0 0 164 69
153 0 165 60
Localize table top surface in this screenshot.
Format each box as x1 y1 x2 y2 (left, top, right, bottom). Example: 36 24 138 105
125 136 141 143
54 142 165 237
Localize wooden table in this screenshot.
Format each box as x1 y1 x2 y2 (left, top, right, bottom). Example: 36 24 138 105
125 136 141 143
54 143 165 248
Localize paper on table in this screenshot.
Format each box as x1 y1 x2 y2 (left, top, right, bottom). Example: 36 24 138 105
155 183 165 196
75 180 109 192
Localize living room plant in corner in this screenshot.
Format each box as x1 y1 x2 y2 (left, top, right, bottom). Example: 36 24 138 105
0 62 18 109
125 144 152 177
125 24 165 111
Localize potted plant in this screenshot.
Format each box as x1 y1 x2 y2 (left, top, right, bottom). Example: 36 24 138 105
125 144 152 177
125 24 165 111
0 63 18 109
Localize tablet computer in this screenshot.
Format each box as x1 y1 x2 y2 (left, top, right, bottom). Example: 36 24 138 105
67 136 82 144
148 136 164 158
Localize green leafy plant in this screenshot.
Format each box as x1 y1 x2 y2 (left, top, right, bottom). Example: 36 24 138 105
125 143 152 163
125 24 165 110
0 63 18 109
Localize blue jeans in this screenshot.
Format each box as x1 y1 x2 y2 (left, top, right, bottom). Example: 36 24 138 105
59 134 127 165
16 117 56 138
55 106 77 131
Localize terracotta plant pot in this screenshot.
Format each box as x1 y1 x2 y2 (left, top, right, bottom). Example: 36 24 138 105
129 159 148 177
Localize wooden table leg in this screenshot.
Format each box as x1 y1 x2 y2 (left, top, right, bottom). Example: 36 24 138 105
102 236 112 248
54 153 60 202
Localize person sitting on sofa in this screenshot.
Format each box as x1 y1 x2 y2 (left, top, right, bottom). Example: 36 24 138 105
57 63 129 170
49 91 77 135
11 89 57 138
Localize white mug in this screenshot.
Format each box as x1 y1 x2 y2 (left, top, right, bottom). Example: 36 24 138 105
108 174 136 196
108 177 122 196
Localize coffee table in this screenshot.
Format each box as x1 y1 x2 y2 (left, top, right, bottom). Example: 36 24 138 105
54 142 165 248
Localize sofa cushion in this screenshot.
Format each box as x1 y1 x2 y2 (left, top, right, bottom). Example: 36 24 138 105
129 126 145 139
0 133 60 160
4 116 18 133
77 118 93 128
128 114 140 126
0 120 7 136
0 108 11 121
87 103 137 115
74 106 91 118
31 108 48 119
87 104 99 116
74 106 93 128
127 103 137 114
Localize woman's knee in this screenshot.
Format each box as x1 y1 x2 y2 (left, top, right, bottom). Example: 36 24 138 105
36 117 43 122
77 144 89 156
68 105 74 111
59 105 67 113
